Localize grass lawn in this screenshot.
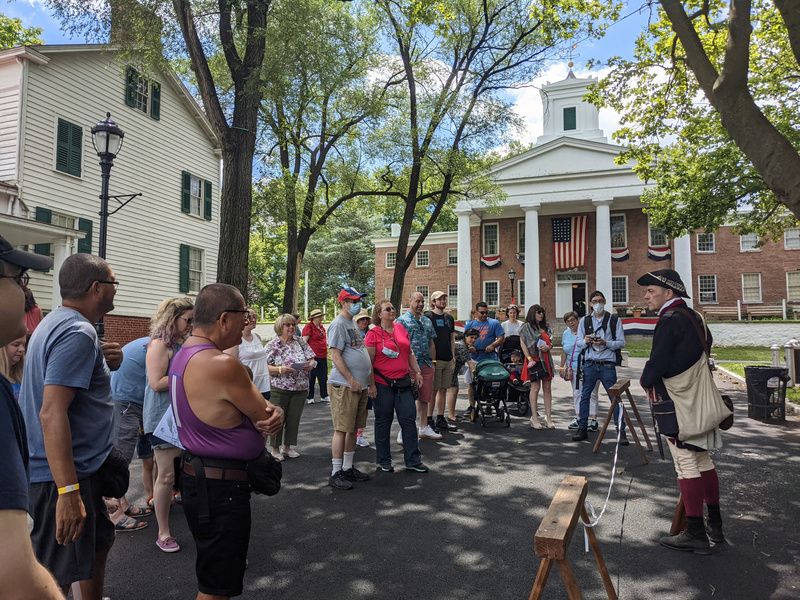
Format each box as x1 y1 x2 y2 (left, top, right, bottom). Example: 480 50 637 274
623 338 774 362
719 362 800 404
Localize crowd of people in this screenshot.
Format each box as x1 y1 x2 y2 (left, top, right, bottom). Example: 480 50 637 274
0 230 729 599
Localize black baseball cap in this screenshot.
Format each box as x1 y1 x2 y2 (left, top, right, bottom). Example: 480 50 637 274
0 234 54 271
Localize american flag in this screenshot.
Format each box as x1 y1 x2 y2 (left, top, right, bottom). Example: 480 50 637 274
552 216 588 269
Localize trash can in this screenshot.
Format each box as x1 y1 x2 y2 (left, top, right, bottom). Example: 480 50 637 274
744 366 789 422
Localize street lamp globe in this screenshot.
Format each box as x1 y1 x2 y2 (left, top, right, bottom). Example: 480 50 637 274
91 112 125 159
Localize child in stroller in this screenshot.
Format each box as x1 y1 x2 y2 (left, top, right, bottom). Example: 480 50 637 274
470 359 512 427
500 336 531 416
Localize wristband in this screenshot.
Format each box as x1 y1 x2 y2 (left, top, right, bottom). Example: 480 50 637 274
57 483 80 495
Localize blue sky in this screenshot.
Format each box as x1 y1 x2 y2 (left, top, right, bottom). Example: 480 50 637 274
4 0 656 142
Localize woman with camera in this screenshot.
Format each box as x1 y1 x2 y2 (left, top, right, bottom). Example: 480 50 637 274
519 304 555 429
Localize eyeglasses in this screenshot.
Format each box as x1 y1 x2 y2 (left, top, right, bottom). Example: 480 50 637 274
218 308 249 320
477 310 488 315
86 279 119 291
178 315 193 325
0 271 29 287
536 309 544 314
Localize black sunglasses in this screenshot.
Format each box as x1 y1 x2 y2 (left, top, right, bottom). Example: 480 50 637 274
383 306 396 312
536 309 544 314
478 310 488 315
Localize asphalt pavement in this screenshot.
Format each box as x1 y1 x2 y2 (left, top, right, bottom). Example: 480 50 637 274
105 359 800 599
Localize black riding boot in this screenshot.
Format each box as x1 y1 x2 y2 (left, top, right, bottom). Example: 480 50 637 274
705 504 725 544
659 516 711 554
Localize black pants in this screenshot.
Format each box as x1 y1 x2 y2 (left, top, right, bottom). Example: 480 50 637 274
308 357 328 400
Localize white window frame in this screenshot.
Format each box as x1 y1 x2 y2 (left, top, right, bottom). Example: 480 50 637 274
648 220 668 247
784 228 800 250
482 222 499 256
133 71 149 113
696 232 716 253
415 285 429 304
416 249 430 268
385 252 396 269
483 280 500 306
787 272 800 302
188 246 204 294
447 284 458 308
516 220 525 255
518 279 525 306
189 174 204 217
611 275 629 305
741 273 762 304
447 247 458 266
610 214 627 250
698 275 718 304
739 233 760 252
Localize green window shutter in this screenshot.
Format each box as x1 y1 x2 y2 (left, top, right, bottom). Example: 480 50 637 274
179 244 190 293
181 171 191 213
125 66 137 107
69 122 82 177
55 119 81 177
77 218 93 253
563 106 577 131
34 207 52 257
150 81 161 120
203 180 212 221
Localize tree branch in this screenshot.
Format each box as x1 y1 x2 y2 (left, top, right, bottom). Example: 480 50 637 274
774 0 800 66
717 0 752 93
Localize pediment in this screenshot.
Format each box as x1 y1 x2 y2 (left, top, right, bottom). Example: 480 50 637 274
490 138 629 181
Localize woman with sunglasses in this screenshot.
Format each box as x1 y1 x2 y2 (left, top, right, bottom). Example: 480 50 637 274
519 304 555 429
364 300 428 473
264 313 316 461
143 296 194 551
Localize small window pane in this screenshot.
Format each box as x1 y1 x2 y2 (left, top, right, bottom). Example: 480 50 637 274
447 248 458 265
742 273 762 303
190 175 203 216
483 224 498 256
698 275 717 304
785 228 800 250
518 280 525 306
787 272 800 301
134 73 149 113
416 250 429 267
563 107 576 131
517 221 525 254
384 288 392 300
697 232 715 253
447 284 458 308
188 247 203 293
649 224 668 247
483 281 499 306
415 285 429 303
611 276 628 304
610 215 626 250
740 233 759 251
385 252 396 268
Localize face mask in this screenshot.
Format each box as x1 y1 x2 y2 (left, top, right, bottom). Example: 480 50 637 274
381 345 400 359
348 302 362 316
592 302 605 315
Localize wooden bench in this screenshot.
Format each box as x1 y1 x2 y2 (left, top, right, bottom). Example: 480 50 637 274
529 475 617 600
746 305 784 320
702 306 740 320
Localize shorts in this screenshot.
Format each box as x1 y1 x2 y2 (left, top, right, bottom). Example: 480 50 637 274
328 384 369 433
149 433 177 452
667 439 716 479
29 471 115 588
433 359 455 391
418 364 434 403
112 401 154 462
180 473 252 597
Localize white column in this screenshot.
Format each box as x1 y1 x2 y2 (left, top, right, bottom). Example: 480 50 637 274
593 198 613 305
523 204 541 307
673 234 694 307
456 211 472 321
51 236 74 309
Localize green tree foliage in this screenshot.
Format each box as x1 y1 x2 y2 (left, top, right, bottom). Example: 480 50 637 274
0 14 43 48
591 0 800 238
247 220 287 318
374 0 619 310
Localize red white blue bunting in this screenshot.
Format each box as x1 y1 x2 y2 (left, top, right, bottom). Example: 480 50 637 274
647 245 671 261
481 255 502 268
611 248 629 262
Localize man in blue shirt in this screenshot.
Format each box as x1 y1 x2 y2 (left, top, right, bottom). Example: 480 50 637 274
20 253 123 596
464 302 505 363
572 290 627 443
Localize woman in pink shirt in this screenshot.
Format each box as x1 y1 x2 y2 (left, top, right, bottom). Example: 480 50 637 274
302 309 328 404
365 299 428 473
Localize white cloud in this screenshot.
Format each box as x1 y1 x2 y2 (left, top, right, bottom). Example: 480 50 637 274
506 63 623 146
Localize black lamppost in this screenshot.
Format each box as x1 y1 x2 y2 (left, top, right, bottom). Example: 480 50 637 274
507 268 517 305
91 113 125 259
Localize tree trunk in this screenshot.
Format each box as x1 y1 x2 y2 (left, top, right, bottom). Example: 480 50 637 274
282 243 304 314
217 131 256 293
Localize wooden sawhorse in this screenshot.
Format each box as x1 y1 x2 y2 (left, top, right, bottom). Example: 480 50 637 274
592 379 653 465
529 475 617 600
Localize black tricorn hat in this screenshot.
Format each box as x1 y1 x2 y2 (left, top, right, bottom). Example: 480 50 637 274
636 269 689 298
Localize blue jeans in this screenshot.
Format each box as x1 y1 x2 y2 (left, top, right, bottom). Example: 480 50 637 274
373 383 422 468
579 362 625 432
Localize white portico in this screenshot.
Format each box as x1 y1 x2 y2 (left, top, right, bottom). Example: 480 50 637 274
455 68 690 316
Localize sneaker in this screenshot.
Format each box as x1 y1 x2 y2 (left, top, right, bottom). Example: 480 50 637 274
283 446 300 458
307 398 315 405
427 416 440 434
269 448 285 462
342 467 371 482
376 464 395 472
156 536 180 553
329 470 354 490
589 419 599 432
568 418 579 430
419 425 443 440
321 396 331 403
356 435 370 447
405 463 430 473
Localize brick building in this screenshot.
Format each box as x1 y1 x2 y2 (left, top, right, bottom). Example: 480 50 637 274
373 69 800 320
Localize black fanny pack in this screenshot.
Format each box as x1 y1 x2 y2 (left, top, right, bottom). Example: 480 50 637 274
246 450 282 496
373 368 419 399
97 446 130 498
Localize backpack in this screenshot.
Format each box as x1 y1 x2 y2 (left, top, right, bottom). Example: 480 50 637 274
578 313 623 369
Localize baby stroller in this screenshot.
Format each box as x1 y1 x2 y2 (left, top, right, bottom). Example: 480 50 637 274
471 360 511 428
499 336 530 416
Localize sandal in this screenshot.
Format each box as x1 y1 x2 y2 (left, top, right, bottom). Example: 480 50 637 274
115 515 148 532
125 504 153 518
146 496 154 508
